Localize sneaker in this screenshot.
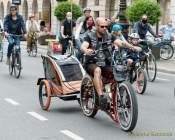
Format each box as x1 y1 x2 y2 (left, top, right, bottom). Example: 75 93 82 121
6 58 10 65
99 94 108 111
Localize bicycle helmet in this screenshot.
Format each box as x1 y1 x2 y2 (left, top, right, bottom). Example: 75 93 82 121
83 7 91 13
10 4 17 10
112 24 122 31
129 33 140 39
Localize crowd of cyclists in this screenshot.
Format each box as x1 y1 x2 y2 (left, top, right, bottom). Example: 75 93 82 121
0 4 175 108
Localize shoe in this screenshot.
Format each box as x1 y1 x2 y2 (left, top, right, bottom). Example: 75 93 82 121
6 58 10 65
99 94 108 111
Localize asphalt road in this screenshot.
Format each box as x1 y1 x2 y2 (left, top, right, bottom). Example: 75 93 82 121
0 44 175 140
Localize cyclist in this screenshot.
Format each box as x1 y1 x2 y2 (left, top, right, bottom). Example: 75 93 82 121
133 14 158 40
4 4 27 65
81 17 141 110
26 14 39 53
127 33 142 69
60 12 76 55
75 7 92 60
160 20 175 41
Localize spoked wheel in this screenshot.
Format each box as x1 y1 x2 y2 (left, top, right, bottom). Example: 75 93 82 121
39 80 51 110
14 53 22 79
160 44 174 60
80 75 98 117
32 43 37 57
0 45 3 62
135 68 147 94
9 56 14 75
117 81 138 132
146 53 157 82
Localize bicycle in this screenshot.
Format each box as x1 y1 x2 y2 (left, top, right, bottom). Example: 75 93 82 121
64 36 77 56
127 51 147 94
139 40 157 82
0 31 4 62
80 42 138 132
28 32 38 57
8 34 23 79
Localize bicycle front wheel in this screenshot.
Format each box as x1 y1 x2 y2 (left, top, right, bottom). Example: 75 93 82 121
32 42 37 57
135 68 147 94
146 53 157 82
9 55 14 75
160 44 174 60
117 81 138 132
14 53 22 78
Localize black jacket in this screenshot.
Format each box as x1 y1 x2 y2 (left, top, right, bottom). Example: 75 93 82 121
4 14 26 35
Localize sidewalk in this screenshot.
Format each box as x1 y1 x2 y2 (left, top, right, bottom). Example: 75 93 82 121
20 41 175 74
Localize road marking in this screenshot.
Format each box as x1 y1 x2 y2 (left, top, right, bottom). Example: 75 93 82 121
27 112 48 121
158 71 175 77
157 77 170 81
60 130 85 140
4 98 20 106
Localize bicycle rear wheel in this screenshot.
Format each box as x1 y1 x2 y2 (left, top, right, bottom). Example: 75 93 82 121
14 52 22 78
146 53 157 82
160 44 174 60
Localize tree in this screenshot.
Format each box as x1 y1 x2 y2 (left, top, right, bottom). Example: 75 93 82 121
54 1 82 21
125 0 161 25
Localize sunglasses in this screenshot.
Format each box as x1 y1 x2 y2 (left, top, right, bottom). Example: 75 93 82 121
99 25 108 29
10 9 16 12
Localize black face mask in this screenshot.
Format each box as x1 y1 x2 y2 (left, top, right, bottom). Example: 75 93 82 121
142 19 147 24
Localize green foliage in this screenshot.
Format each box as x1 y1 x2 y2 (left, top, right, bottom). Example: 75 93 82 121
125 0 161 25
54 1 83 21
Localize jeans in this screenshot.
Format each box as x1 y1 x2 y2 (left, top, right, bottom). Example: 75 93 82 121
7 35 20 58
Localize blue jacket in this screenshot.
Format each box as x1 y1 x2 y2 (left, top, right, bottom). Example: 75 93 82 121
3 14 26 35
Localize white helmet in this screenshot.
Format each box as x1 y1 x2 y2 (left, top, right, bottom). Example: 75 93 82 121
129 33 140 39
83 7 91 13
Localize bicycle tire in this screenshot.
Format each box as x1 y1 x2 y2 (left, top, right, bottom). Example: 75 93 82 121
14 52 22 79
32 41 37 57
160 44 174 60
117 81 138 132
146 53 157 82
135 68 147 94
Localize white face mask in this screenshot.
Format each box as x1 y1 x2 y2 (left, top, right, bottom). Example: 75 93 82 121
67 17 72 20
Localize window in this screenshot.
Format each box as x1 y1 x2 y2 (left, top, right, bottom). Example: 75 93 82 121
94 11 99 19
95 0 99 5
